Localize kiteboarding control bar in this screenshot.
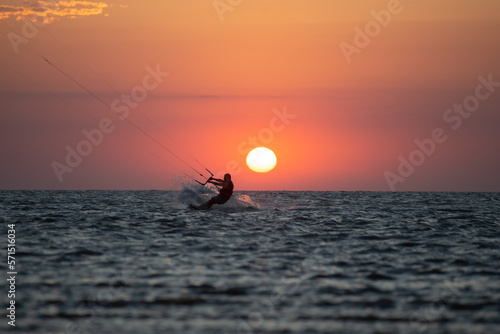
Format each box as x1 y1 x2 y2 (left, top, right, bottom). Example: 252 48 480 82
196 169 214 186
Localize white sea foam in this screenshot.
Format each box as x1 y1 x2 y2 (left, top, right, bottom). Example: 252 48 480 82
178 181 260 209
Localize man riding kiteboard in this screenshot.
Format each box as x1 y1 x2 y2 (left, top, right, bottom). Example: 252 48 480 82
191 173 233 210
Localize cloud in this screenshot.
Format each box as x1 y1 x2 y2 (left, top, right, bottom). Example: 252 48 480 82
0 1 109 23
0 6 24 13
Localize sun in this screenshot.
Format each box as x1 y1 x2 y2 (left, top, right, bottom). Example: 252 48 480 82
246 147 277 173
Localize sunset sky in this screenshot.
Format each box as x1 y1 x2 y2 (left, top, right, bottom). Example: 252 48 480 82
1 0 499 191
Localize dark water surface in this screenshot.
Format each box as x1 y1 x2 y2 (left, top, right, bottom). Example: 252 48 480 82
1 190 499 333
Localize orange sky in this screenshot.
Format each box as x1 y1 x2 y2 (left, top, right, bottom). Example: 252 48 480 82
0 0 499 190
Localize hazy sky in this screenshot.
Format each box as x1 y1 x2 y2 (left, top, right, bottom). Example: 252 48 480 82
1 0 499 190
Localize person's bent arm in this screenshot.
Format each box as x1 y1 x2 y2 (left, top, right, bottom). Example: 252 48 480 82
209 178 224 187
210 177 224 182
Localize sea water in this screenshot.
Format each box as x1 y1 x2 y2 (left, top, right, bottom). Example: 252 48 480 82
0 189 499 333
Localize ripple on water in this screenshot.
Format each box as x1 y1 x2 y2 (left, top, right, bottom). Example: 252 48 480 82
0 190 499 334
